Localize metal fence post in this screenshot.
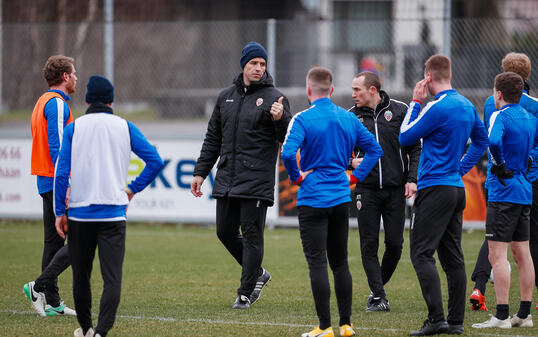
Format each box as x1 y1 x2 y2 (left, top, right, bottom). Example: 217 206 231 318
443 0 451 59
105 0 114 83
267 18 276 84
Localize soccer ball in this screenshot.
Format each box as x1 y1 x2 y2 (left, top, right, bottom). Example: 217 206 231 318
488 260 511 284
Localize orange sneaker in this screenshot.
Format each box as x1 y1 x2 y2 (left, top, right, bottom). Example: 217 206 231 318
470 289 488 311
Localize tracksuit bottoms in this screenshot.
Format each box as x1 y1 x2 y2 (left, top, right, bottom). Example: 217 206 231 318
298 202 353 329
410 186 466 325
216 197 267 297
68 220 126 337
33 191 70 307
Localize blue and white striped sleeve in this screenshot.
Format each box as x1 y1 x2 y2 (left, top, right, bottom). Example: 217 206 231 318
281 114 305 183
45 98 70 166
127 121 164 194
488 111 505 166
459 110 488 176
399 100 438 146
54 123 74 216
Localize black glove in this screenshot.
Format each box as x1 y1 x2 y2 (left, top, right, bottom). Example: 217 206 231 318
491 162 513 186
527 157 533 175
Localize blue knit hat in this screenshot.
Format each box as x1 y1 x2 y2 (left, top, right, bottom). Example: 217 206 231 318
240 41 268 69
86 75 114 104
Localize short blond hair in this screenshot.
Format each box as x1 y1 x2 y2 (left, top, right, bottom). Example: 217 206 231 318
425 54 451 82
307 67 333 95
502 52 531 80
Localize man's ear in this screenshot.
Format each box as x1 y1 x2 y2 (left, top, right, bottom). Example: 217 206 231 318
307 84 312 97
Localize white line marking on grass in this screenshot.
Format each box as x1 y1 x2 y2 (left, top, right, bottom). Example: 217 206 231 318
2 310 531 336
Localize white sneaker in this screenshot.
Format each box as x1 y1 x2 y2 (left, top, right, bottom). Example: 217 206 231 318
74 327 94 337
45 301 76 316
511 314 533 327
472 315 511 329
23 281 46 317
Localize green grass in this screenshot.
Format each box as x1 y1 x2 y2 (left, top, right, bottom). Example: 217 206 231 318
0 221 536 336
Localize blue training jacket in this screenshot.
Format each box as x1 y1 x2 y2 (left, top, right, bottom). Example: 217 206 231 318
399 89 489 191
281 97 383 208
487 103 537 204
484 90 538 186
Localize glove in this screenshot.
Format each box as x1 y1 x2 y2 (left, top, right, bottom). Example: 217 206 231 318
291 175 303 185
349 174 359 185
491 162 513 186
527 157 533 175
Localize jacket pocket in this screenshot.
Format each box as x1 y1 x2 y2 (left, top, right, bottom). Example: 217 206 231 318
240 156 271 171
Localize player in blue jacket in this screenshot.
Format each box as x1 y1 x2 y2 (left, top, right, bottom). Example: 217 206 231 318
472 72 537 329
470 52 538 312
399 55 489 336
54 76 164 337
282 67 382 337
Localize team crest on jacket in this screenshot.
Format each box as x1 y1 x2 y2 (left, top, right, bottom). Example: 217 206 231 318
384 110 393 121
256 98 263 106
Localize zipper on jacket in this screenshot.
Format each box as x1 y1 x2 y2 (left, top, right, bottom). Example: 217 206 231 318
373 111 382 189
229 90 246 193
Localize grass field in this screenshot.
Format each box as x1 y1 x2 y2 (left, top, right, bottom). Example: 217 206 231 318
1 220 537 337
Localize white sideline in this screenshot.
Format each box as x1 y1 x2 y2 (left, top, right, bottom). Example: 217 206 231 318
0 309 532 336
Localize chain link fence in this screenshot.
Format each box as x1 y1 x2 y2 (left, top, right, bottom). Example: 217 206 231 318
1 16 537 119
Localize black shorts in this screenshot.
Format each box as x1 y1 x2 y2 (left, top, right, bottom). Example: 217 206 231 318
485 202 530 242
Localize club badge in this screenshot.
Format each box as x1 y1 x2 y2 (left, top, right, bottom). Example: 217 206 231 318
384 110 393 122
256 98 263 106
359 118 364 123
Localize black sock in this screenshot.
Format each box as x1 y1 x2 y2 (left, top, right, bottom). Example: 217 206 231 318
339 316 350 326
319 321 331 330
474 276 488 295
517 301 531 319
496 304 509 320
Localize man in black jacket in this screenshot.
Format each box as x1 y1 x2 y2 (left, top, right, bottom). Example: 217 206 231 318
349 71 421 312
191 41 291 309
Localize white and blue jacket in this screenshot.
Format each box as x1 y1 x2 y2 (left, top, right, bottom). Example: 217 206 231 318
399 89 489 191
37 90 72 194
487 103 537 204
484 90 538 186
281 97 383 208
54 105 164 221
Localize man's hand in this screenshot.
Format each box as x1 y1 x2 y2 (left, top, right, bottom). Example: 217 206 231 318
292 169 314 185
491 162 513 186
270 96 284 121
126 187 134 201
405 182 417 199
191 175 205 197
351 157 363 169
412 79 428 103
65 186 70 207
55 215 68 239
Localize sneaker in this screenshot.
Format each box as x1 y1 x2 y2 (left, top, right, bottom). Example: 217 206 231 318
45 301 76 316
365 292 374 309
366 297 390 312
301 326 334 337
232 295 250 309
410 319 448 336
469 288 488 311
446 324 464 335
73 327 94 337
472 315 511 329
249 268 271 305
23 281 46 317
511 314 533 327
339 324 355 336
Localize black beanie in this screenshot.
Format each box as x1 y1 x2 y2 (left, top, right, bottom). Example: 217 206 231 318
86 75 114 104
240 41 268 69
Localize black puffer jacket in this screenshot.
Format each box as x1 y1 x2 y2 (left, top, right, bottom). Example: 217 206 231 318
194 72 291 205
349 90 421 189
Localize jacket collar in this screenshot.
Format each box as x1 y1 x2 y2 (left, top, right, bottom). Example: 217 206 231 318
85 103 114 115
435 89 456 100
48 89 71 101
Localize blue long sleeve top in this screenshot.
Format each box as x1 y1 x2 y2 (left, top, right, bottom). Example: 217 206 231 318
484 90 538 186
37 90 71 194
487 103 537 204
399 89 489 191
281 97 383 208
54 119 164 219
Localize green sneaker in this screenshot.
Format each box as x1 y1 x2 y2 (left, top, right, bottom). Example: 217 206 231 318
23 281 46 317
45 301 76 316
